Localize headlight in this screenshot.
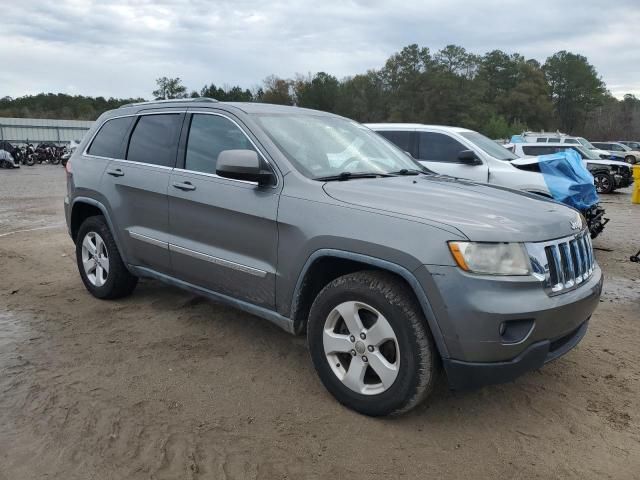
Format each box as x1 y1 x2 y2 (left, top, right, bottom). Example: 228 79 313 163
448 241 531 275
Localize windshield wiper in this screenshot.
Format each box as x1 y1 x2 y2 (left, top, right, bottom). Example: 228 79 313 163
387 168 424 176
315 172 392 181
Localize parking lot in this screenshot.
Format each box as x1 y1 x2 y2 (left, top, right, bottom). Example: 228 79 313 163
1 166 639 479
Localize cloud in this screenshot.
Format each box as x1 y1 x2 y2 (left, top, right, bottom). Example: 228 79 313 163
1 0 638 99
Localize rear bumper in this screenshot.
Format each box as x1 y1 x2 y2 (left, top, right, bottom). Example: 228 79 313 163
443 319 589 390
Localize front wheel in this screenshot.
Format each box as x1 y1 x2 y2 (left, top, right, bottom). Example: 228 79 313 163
624 155 636 165
76 216 138 299
593 172 614 194
307 271 438 416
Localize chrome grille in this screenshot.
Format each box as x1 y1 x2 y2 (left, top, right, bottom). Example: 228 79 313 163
526 231 595 295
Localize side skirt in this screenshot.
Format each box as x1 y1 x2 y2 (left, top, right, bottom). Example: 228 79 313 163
129 265 296 334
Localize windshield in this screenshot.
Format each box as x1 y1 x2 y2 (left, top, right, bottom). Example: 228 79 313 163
253 114 425 179
577 137 596 149
572 145 601 160
459 131 518 161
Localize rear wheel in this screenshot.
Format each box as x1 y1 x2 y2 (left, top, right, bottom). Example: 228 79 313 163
76 216 138 299
307 271 438 416
593 172 613 194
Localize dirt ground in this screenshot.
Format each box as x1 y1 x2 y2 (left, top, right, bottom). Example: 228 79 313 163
1 165 639 479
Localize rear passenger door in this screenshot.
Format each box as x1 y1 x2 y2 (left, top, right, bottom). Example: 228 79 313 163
99 111 184 273
167 111 280 309
416 131 488 182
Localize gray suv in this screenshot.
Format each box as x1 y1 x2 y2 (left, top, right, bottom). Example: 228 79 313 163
64 99 603 416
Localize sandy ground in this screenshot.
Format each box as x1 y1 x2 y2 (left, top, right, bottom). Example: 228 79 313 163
0 165 639 479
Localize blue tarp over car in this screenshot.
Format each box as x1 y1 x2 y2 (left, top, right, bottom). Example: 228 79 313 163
537 149 599 211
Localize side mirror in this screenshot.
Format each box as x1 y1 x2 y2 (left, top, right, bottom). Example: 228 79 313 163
216 150 274 186
457 149 482 165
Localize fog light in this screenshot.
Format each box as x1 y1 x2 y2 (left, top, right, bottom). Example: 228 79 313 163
499 319 535 344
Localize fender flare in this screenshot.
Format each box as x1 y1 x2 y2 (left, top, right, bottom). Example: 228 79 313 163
290 249 449 358
70 196 129 265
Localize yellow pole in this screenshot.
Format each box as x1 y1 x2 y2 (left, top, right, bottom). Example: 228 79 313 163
633 165 640 204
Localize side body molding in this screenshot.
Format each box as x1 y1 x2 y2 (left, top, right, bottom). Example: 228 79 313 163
290 249 449 358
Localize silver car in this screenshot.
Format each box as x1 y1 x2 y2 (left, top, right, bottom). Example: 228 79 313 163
64 99 602 416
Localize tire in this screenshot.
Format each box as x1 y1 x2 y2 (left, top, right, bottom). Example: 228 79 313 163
50 157 60 165
307 271 438 416
75 215 138 299
25 156 35 166
593 172 614 194
624 155 636 165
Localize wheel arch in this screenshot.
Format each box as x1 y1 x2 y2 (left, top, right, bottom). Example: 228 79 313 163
70 197 129 265
289 249 449 358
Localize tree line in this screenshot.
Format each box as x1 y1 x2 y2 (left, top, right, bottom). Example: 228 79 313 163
2 44 639 140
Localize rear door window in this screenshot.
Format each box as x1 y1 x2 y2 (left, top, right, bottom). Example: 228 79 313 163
126 114 183 167
87 116 134 158
377 131 414 157
184 114 256 174
418 132 466 162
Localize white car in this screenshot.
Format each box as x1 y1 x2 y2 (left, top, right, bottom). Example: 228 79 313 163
367 124 553 196
506 142 634 193
591 141 639 164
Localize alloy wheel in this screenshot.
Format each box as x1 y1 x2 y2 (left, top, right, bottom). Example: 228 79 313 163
323 301 400 395
594 174 610 193
81 231 109 287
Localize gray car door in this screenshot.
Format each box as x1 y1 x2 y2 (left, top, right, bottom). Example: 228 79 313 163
167 111 280 308
98 111 184 273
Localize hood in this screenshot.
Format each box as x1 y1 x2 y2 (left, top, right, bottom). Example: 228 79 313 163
323 175 583 242
587 159 631 169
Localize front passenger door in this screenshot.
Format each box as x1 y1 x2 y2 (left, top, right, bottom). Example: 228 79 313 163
416 131 489 182
168 112 280 308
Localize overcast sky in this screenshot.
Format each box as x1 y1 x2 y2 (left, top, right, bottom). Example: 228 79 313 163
2 0 639 100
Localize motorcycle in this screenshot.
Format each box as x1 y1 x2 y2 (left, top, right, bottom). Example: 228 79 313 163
24 143 37 166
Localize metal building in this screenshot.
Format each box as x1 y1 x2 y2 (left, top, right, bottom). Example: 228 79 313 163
0 117 94 145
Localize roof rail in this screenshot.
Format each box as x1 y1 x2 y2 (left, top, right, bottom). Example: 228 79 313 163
119 97 218 108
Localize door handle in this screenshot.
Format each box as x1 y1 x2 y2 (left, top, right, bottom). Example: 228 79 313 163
106 168 124 177
172 181 196 191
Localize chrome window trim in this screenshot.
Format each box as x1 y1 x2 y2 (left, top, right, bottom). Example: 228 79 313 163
172 167 259 186
169 244 267 278
83 109 280 187
183 110 280 188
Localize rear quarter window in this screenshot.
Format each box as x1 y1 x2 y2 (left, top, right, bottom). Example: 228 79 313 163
87 116 134 158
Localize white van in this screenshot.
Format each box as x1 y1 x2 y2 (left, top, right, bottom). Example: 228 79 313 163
516 131 618 160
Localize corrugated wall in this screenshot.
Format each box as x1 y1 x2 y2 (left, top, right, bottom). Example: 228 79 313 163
0 117 94 144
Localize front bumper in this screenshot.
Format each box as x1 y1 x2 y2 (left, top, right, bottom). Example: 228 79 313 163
415 263 603 389
614 173 633 189
443 319 589 390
